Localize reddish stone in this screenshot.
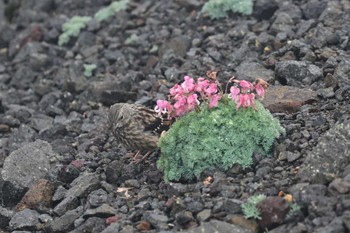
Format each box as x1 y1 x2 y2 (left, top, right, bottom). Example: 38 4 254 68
257 197 290 229
16 179 54 212
106 215 122 225
262 86 318 113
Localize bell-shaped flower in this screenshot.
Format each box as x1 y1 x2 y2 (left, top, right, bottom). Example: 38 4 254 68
155 100 173 116
195 77 210 92
181 76 196 93
255 83 265 99
239 80 254 93
229 86 240 101
208 94 221 108
187 93 199 110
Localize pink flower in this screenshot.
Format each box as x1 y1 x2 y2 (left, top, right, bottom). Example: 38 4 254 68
249 93 257 110
208 94 221 108
187 93 199 110
155 100 173 116
174 96 187 116
204 83 218 95
236 93 257 110
169 84 183 100
181 76 196 93
239 80 254 93
229 86 240 101
255 83 265 99
195 77 210 92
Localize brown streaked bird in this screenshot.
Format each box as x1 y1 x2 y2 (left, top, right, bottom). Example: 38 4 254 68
108 103 170 163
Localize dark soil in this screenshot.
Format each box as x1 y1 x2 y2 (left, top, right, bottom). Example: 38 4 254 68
1 0 350 232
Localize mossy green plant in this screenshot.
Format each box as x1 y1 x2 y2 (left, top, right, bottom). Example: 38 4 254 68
242 194 267 220
286 203 301 219
94 0 128 22
83 64 97 77
58 16 92 46
59 0 129 46
157 98 285 182
202 0 253 19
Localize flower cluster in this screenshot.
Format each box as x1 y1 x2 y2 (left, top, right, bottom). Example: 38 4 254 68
229 79 266 111
155 74 268 119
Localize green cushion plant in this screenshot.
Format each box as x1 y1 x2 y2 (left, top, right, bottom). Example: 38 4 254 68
241 194 266 220
202 0 253 19
155 73 284 182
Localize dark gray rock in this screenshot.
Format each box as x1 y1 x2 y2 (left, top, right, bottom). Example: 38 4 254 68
235 62 274 82
87 189 109 207
212 198 242 215
53 195 80 216
185 199 204 213
253 0 278 20
175 210 196 228
38 91 65 116
343 211 350 231
56 164 80 184
101 223 120 233
55 112 82 134
334 58 350 86
65 172 101 198
105 49 125 64
39 213 53 223
69 217 106 233
83 203 117 219
182 220 250 233
29 114 53 131
38 123 67 142
8 124 38 151
64 64 89 94
275 60 322 86
319 1 345 27
9 209 40 231
305 25 339 49
286 151 301 162
2 139 57 188
29 53 52 72
6 104 34 123
75 31 97 54
270 12 294 37
298 120 350 184
328 178 350 194
0 177 27 208
289 183 327 203
167 182 194 196
160 35 191 59
197 209 211 222
0 206 14 229
137 187 153 202
296 19 317 37
45 206 83 233
12 42 45 64
124 179 140 189
256 166 271 178
106 161 140 185
301 0 327 20
317 87 335 99
142 210 169 231
314 217 344 233
52 185 67 202
0 114 21 127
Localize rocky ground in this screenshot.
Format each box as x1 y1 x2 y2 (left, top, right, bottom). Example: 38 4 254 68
0 0 350 232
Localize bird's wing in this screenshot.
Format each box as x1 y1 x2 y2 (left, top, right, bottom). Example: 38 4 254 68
135 105 171 135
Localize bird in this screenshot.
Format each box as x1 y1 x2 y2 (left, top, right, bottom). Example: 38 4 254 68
108 103 170 163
